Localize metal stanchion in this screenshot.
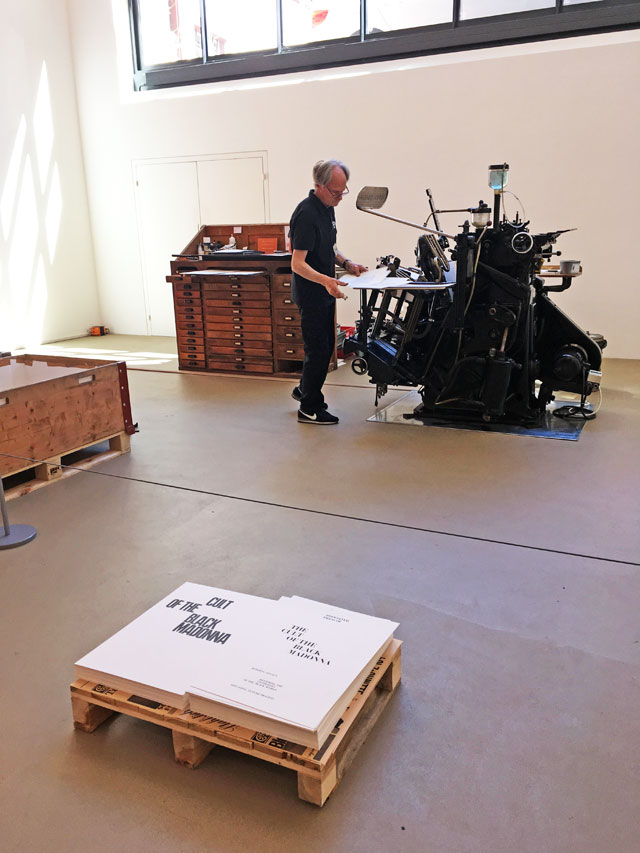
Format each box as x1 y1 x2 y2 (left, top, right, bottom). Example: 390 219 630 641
0 475 36 549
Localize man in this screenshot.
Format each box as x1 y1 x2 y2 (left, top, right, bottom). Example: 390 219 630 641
289 159 367 424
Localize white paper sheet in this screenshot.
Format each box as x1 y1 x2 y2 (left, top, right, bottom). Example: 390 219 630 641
187 596 398 730
74 583 275 706
340 266 392 288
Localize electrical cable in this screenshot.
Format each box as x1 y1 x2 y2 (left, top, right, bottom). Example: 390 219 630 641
465 225 488 315
552 365 600 420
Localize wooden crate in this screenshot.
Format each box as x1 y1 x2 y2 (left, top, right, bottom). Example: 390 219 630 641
0 354 135 486
70 638 402 806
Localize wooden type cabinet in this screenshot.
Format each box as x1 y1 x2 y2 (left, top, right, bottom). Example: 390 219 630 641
167 223 336 376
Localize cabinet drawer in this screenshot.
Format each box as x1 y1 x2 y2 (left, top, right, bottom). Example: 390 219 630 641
206 328 272 341
205 320 271 334
197 273 269 286
176 319 204 332
178 343 205 355
276 327 304 344
272 294 296 308
202 281 270 294
207 343 272 357
207 358 273 374
176 308 203 321
174 282 201 296
177 331 204 344
179 357 206 369
178 334 204 347
271 274 292 293
176 296 202 308
206 307 271 318
276 343 306 359
204 297 271 310
273 309 300 325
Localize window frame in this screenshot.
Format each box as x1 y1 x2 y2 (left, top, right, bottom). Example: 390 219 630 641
129 1 640 92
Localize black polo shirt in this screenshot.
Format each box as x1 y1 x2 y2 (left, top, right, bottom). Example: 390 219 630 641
289 190 337 308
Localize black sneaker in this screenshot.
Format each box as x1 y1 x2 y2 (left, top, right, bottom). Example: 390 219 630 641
291 386 328 409
298 408 339 425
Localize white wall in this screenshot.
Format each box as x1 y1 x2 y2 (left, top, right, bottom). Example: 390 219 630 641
68 1 640 357
0 0 100 349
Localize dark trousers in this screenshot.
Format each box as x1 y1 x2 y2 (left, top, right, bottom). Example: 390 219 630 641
298 302 335 414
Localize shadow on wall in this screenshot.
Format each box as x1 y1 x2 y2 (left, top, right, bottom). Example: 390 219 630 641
0 62 62 350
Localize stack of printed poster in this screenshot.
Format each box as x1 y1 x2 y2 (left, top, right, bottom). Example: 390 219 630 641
74 582 398 749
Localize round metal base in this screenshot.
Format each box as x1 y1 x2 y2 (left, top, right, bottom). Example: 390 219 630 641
0 524 37 549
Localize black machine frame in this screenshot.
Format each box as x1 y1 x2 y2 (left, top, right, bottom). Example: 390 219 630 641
346 165 605 425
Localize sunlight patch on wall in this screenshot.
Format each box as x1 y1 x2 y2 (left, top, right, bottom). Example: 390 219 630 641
25 254 48 348
0 116 26 240
46 163 62 262
1 62 63 349
33 64 54 193
7 155 37 325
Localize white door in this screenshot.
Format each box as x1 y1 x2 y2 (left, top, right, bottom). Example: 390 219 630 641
197 156 267 226
135 161 200 336
134 153 268 337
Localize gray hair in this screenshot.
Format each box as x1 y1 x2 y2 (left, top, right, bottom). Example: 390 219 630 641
313 159 350 186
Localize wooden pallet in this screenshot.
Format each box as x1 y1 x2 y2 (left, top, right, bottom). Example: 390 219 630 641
70 638 401 806
2 431 130 502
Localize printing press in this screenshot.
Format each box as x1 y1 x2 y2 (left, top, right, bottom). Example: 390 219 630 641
345 164 606 425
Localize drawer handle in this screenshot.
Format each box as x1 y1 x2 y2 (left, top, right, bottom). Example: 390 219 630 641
283 282 291 288
284 315 293 321
233 309 242 314
230 276 239 282
285 333 294 337
236 364 246 370
231 283 240 289
234 333 243 338
283 298 292 304
286 349 294 354
235 357 245 362
234 342 243 348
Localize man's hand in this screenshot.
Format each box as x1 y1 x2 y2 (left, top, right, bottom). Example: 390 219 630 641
344 260 368 277
325 277 348 299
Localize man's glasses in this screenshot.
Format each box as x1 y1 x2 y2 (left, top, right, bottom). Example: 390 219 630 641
325 185 349 199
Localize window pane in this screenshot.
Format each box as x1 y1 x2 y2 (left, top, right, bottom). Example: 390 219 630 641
204 1 278 56
282 0 360 48
367 0 452 34
138 0 202 66
460 0 554 20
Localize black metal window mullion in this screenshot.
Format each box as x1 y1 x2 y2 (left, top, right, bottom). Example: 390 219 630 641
199 0 208 63
276 0 283 54
453 0 461 29
129 0 142 68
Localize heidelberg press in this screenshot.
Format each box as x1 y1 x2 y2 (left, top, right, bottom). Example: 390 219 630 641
345 164 606 426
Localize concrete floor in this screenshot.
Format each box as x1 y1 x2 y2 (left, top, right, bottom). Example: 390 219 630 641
1 344 639 853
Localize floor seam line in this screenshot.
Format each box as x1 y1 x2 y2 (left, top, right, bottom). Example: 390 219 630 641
24 462 638 567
